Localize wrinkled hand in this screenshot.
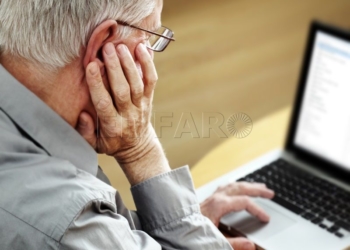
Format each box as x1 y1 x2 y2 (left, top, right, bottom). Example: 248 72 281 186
77 42 157 162
201 182 275 250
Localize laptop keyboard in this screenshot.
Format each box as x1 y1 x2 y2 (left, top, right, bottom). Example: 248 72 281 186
237 159 350 238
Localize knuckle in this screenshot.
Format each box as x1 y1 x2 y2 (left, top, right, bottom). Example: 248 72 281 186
104 123 119 137
147 74 158 84
139 102 146 111
123 62 135 73
132 86 144 97
228 183 236 189
210 194 222 205
107 60 120 71
114 88 130 103
243 195 251 204
88 74 102 87
239 182 250 192
235 182 244 192
214 188 222 195
96 97 112 112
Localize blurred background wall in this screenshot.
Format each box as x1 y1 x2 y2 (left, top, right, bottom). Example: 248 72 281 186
100 0 350 209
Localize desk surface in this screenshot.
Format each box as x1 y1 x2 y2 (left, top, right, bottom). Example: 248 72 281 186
191 106 292 188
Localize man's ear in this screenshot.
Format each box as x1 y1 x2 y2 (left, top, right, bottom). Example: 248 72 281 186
83 20 120 70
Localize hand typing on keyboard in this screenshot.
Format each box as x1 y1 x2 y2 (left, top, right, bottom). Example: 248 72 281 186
201 182 275 250
238 159 350 239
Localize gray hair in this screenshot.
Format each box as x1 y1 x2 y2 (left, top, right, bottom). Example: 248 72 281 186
0 0 156 70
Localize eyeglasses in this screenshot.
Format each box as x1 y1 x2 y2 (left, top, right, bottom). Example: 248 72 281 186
116 20 175 52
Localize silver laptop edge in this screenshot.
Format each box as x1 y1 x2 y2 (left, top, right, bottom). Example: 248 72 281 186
196 21 350 250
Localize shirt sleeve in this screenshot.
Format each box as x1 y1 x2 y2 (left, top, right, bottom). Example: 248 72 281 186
60 166 232 250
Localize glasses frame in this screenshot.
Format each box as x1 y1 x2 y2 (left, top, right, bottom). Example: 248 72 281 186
116 20 175 52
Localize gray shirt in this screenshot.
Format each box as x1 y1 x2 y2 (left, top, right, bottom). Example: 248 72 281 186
0 65 232 250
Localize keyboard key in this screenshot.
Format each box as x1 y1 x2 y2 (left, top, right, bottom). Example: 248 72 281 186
302 212 316 221
324 203 333 210
327 216 338 222
327 225 339 233
338 228 350 238
272 195 304 215
311 207 322 215
311 217 323 225
335 220 350 232
323 219 333 228
302 203 314 210
319 211 330 218
339 213 348 220
335 232 344 238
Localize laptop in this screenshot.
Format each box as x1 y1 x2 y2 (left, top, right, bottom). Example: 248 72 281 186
196 21 350 250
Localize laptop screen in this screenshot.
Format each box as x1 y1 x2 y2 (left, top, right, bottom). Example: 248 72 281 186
294 31 350 171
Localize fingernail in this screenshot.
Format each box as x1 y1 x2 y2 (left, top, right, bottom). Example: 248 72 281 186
262 214 270 223
117 44 127 55
104 43 115 55
138 43 146 52
89 63 98 75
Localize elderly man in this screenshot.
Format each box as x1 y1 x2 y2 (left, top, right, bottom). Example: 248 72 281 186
0 1 274 249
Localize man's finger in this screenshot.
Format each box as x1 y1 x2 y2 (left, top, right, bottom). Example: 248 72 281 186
228 196 270 222
86 62 116 119
226 237 256 250
226 182 275 199
116 44 144 107
136 43 158 100
103 43 132 112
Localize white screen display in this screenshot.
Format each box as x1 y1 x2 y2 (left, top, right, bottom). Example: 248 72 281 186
294 31 350 171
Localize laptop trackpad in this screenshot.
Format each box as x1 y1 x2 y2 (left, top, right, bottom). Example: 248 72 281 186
220 199 297 240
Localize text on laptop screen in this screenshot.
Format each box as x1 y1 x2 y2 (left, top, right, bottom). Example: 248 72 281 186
294 31 350 171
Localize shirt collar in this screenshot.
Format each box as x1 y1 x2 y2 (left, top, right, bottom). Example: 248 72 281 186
0 64 98 176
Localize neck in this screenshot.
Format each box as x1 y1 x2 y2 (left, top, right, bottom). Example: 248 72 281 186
0 55 88 128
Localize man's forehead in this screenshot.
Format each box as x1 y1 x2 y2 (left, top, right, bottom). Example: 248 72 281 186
150 22 162 32
144 14 162 32
141 17 161 32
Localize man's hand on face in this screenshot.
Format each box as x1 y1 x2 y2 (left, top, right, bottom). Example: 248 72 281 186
78 42 157 161
78 42 171 185
200 182 275 250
